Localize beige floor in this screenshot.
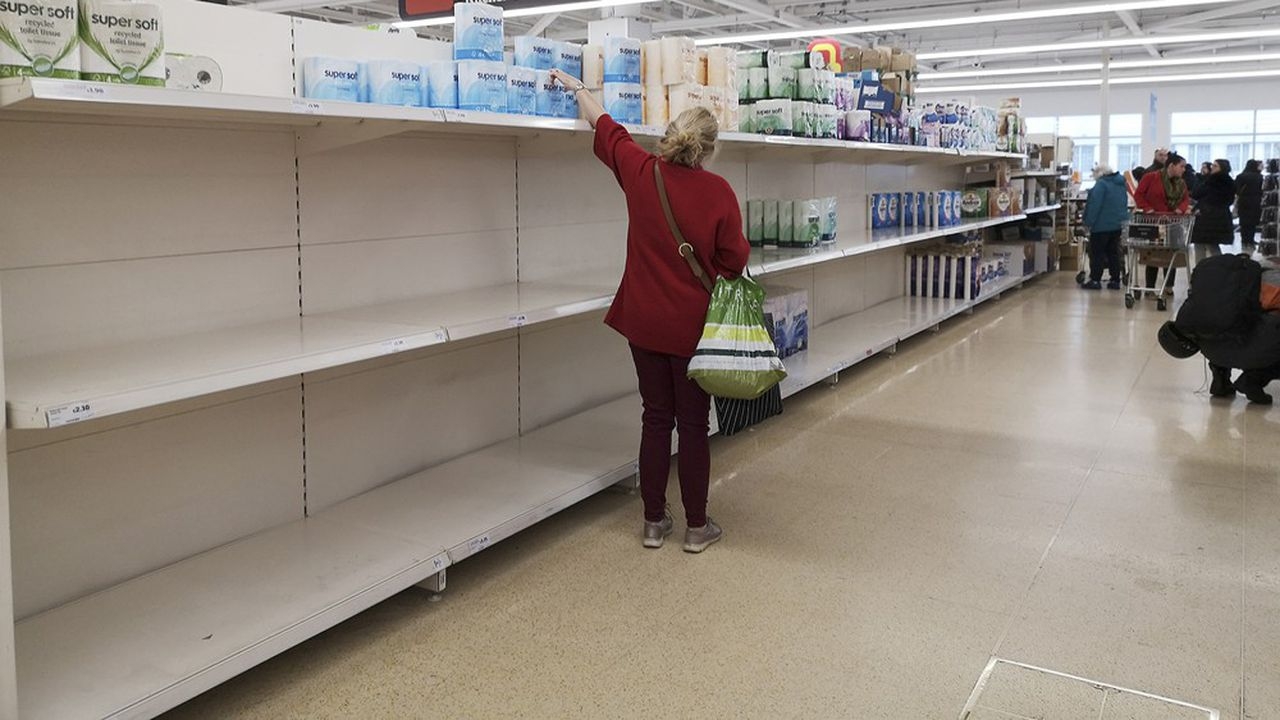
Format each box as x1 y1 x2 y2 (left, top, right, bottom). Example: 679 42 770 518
164 273 1280 720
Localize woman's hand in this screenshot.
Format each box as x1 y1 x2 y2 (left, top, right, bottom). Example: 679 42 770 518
549 69 585 92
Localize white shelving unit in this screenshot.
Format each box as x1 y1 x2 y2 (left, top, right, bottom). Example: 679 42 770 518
0 3 1049 718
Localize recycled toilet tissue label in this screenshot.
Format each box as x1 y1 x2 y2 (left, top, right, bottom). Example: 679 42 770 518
79 0 164 85
0 0 79 78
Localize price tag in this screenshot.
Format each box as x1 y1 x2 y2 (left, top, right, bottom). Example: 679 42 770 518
445 109 470 123
291 98 322 115
46 401 94 428
467 534 491 554
51 82 107 100
379 337 408 354
508 314 528 328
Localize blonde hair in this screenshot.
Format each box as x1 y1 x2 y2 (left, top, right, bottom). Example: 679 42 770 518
657 107 719 167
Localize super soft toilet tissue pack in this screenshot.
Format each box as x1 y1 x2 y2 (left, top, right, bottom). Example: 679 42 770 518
513 36 555 70
506 64 536 115
0 0 79 78
602 36 640 83
364 60 422 106
426 60 458 108
554 41 582 79
79 0 163 85
303 57 361 102
457 59 506 113
603 82 641 124
453 2 502 61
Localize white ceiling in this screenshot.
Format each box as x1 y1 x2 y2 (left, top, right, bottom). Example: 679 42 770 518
232 0 1280 78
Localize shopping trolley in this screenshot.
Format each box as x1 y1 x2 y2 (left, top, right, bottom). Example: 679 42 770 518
1123 211 1196 312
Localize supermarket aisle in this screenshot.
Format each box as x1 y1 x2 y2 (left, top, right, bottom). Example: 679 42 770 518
164 273 1278 720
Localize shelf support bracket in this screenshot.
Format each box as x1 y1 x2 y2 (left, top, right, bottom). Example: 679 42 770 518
296 120 411 156
416 568 447 594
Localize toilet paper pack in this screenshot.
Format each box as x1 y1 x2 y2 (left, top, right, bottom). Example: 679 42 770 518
737 50 767 68
794 199 821 248
426 60 458 108
642 39 661 86
667 83 702 120
303 57 360 102
706 47 732 87
767 65 796 99
1 0 78 78
535 69 572 117
453 2 503 61
79 0 163 85
554 41 582 79
660 36 696 85
754 99 792 136
457 60 506 113
747 199 764 247
763 199 779 244
364 60 422 106
603 36 640 83
507 64 536 115
513 36 556 70
643 84 667 125
603 81 642 124
778 200 794 246
746 67 767 101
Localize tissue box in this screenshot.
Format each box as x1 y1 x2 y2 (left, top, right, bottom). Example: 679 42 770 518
507 65 537 115
457 60 507 112
555 42 583 79
303 57 361 102
762 288 810 359
603 36 641 83
453 3 504 61
603 82 642 124
514 36 557 70
364 61 422 106
425 61 458 108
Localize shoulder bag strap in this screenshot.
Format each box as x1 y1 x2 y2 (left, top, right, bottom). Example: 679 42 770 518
654 162 715 294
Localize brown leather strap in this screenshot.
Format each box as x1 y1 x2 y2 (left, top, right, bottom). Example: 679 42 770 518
654 162 715 294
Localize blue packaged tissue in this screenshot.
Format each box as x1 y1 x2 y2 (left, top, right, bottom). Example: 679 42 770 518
303 57 361 102
507 66 537 115
426 61 458 108
457 60 507 113
603 82 642 124
555 41 583 80
453 3 503 62
603 36 641 83
364 61 423 106
869 192 900 230
514 36 557 70
535 70 563 117
561 84 579 119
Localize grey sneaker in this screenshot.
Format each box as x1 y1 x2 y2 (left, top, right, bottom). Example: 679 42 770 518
643 511 674 548
682 518 723 553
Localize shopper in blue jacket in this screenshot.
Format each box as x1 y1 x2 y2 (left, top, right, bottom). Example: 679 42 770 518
1083 164 1130 290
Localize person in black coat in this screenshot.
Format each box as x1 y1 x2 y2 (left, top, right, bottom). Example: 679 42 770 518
1237 159 1264 248
1190 158 1236 261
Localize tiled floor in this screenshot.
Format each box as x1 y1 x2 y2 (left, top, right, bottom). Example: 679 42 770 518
164 273 1279 720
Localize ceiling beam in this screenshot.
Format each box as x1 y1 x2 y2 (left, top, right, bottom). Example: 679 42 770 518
701 0 812 29
1147 0 1280 29
1115 10 1160 57
524 12 560 35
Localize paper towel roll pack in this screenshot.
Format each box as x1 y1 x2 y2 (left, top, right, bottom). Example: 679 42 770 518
660 36 695 85
507 65 536 115
165 53 221 91
364 60 422 106
79 0 164 85
426 60 458 108
0 0 78 78
513 36 556 70
453 3 503 61
303 57 361 102
581 44 603 88
603 82 642 124
554 41 582 79
603 36 640 83
457 60 506 113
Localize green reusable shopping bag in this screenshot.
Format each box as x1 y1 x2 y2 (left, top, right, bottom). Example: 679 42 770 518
687 275 788 399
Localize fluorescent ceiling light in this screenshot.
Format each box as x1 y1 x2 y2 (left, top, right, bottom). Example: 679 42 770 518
693 0 1232 46
919 52 1280 80
393 0 646 28
916 68 1280 93
918 29 1280 60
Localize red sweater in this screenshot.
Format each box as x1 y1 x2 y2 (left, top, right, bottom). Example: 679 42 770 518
594 115 750 357
1134 171 1190 213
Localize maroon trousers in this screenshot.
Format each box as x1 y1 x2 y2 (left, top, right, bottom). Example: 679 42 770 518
630 344 711 527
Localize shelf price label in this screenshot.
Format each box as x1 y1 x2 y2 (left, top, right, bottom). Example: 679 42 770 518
46 401 94 428
467 534 491 554
50 82 107 100
379 337 408 355
507 314 528 328
291 99 322 115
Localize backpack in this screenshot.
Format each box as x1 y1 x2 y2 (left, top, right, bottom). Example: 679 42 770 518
1175 254 1263 343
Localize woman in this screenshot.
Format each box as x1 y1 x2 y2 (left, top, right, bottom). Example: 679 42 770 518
1134 152 1191 295
550 68 750 553
1082 164 1128 290
1237 160 1264 249
1190 159 1236 260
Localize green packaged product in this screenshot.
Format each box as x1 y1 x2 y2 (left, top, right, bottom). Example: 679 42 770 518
737 50 768 69
770 49 808 69
796 68 817 102
747 199 764 246
753 99 792 136
747 67 768 100
763 199 779 243
767 65 796 99
791 101 809 138
779 201 794 247
794 199 821 248
739 103 756 133
737 67 750 101
821 196 838 242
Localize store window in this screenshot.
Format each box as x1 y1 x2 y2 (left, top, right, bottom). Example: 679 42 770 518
1171 110 1280 170
1178 143 1212 166
1114 144 1143 171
